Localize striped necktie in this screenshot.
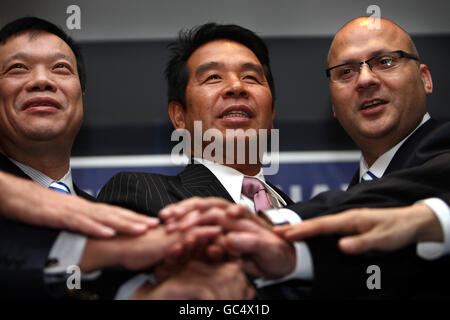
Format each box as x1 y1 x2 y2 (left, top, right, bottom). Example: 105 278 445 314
48 181 71 194
361 170 378 182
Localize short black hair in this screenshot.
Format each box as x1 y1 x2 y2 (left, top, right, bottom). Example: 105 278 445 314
0 16 86 92
165 23 275 107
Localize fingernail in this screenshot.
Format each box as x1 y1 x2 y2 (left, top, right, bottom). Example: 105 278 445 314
159 209 168 217
132 224 147 232
146 217 159 226
173 208 184 217
340 239 355 252
101 227 116 237
226 207 237 216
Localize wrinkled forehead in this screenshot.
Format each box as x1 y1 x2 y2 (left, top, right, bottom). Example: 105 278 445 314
328 19 411 65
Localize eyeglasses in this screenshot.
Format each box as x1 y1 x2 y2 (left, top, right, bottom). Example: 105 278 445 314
325 50 419 82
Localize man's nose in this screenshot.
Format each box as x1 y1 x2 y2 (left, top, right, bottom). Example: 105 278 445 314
25 68 57 92
223 78 249 98
356 63 381 90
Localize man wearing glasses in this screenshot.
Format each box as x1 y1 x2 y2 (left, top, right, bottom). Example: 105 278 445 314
275 17 450 297
275 19 450 259
162 17 450 298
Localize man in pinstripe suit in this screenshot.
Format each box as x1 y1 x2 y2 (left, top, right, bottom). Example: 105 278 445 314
98 23 302 292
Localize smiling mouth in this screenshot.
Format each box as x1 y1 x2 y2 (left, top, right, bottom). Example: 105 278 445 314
360 99 387 110
25 102 58 109
220 110 251 119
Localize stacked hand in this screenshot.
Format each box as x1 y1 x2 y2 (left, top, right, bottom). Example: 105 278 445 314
0 171 159 238
274 204 443 254
159 197 297 279
132 260 255 300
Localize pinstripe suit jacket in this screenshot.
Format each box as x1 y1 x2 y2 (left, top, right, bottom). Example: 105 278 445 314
98 163 305 299
98 163 294 217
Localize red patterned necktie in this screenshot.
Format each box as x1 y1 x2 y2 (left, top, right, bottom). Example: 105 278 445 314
241 177 274 212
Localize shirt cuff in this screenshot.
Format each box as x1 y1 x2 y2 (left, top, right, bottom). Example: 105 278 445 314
115 273 157 300
44 231 101 283
254 241 314 288
416 198 450 260
254 208 314 288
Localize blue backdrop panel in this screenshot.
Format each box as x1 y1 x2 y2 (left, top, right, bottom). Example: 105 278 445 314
72 161 359 202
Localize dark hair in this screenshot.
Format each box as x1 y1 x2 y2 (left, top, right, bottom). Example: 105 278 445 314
165 23 275 106
0 17 86 92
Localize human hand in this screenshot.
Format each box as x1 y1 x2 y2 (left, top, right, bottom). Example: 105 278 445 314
160 197 268 232
132 260 255 300
274 204 443 254
166 205 296 279
80 225 222 272
0 171 159 237
159 197 237 223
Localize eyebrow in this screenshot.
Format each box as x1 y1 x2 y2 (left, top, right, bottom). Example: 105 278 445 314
242 62 265 77
194 61 220 78
194 61 265 78
1 52 76 70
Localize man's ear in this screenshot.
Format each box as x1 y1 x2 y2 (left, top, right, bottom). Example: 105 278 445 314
168 101 186 129
419 64 433 95
332 104 337 117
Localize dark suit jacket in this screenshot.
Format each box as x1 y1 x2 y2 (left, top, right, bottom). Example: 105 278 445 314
98 163 298 299
98 162 294 217
287 119 450 298
0 153 122 299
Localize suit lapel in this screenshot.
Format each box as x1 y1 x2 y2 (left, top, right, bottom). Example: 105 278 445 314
169 163 235 202
347 119 439 189
347 171 360 189
266 181 294 206
74 184 97 202
171 164 294 207
385 119 438 174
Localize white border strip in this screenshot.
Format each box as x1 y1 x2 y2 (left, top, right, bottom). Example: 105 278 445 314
277 151 360 163
71 151 360 169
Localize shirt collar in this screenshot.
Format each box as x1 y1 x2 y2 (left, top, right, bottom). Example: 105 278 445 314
193 157 286 206
359 113 431 180
8 158 75 195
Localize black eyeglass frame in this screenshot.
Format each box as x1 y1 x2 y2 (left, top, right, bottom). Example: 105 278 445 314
325 50 419 78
